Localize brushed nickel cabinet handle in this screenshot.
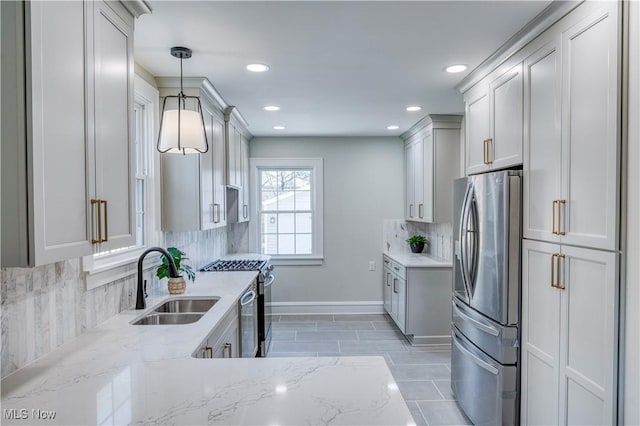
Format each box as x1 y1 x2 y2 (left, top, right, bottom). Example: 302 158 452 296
409 204 414 218
419 204 424 219
486 138 493 164
91 199 101 244
551 253 557 288
558 200 566 235
101 200 108 242
483 139 488 164
214 203 220 223
224 343 232 358
393 266 400 271
552 201 558 235
243 204 248 219
386 272 391 286
556 254 565 290
393 278 398 294
204 346 213 358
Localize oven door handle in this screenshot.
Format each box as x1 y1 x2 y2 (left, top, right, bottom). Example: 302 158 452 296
240 290 257 306
263 274 275 288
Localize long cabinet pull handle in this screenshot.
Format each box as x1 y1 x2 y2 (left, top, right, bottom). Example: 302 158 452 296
393 278 398 294
243 204 248 219
558 200 566 235
101 200 108 242
419 204 424 219
409 204 414 218
91 199 101 244
214 204 220 223
204 346 213 358
483 139 488 164
486 138 493 164
552 201 558 234
224 343 232 358
556 254 565 290
551 253 557 288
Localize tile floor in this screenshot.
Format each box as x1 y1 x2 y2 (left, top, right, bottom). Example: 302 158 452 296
267 313 472 426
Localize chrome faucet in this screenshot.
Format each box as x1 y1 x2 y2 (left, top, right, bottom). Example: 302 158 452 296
136 247 181 309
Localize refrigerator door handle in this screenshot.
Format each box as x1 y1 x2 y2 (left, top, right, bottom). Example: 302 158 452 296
452 300 499 337
459 183 476 299
468 191 480 292
452 330 499 375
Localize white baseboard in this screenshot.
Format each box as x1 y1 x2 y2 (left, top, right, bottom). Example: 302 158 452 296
272 301 384 315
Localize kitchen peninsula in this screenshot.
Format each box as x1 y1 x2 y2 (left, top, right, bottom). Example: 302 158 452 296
0 272 413 425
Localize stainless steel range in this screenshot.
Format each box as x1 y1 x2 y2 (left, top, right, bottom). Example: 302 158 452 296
201 256 274 357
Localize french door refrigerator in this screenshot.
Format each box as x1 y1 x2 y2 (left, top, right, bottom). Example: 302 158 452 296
451 170 522 426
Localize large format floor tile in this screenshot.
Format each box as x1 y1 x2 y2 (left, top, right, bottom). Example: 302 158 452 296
265 313 469 425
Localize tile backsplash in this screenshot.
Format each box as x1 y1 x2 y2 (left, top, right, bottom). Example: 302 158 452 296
1 227 228 378
383 219 453 262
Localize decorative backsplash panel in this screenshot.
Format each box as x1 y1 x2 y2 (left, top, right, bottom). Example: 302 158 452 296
1 227 228 378
226 222 250 254
383 219 453 262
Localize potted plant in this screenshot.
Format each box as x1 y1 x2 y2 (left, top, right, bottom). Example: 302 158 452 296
406 235 429 254
156 247 196 294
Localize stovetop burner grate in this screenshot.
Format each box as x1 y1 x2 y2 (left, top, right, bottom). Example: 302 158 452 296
201 259 267 272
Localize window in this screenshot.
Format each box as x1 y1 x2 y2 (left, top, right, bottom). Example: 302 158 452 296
83 75 161 288
251 158 323 265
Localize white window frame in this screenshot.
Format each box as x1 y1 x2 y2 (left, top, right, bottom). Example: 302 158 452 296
250 158 324 266
82 75 162 289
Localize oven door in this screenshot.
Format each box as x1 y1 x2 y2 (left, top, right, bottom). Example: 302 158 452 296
258 273 275 357
239 283 258 358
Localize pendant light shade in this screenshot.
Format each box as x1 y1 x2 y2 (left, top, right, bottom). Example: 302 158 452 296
157 47 208 154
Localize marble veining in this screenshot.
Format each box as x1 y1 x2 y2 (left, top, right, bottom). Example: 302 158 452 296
1 272 413 425
383 219 453 262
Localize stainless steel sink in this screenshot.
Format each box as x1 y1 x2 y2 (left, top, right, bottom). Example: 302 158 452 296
153 298 219 313
132 313 204 325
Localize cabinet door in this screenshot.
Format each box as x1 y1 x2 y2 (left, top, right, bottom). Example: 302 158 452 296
383 267 392 315
422 131 434 222
212 114 226 227
404 141 415 220
523 41 562 243
90 1 135 251
490 63 523 169
200 106 216 230
560 5 619 251
239 136 250 222
521 240 562 425
413 136 425 222
226 123 241 187
396 276 406 333
465 87 491 175
213 316 239 358
558 245 617 425
28 0 94 264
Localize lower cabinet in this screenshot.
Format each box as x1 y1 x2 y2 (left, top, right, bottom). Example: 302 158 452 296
382 255 452 345
521 239 618 425
195 308 239 359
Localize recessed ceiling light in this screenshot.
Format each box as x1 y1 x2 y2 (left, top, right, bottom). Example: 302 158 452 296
386 125 400 130
406 106 422 112
246 63 270 72
445 64 467 73
264 106 280 111
273 125 286 130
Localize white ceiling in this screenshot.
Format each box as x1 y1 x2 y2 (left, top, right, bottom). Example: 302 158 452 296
134 1 552 137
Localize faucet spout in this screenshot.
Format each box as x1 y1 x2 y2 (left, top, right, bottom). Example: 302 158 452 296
136 247 181 310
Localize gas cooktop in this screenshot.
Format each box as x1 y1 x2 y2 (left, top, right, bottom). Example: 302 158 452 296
201 259 267 272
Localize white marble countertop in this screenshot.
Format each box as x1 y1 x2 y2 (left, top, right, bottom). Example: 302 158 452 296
384 252 453 268
0 271 413 425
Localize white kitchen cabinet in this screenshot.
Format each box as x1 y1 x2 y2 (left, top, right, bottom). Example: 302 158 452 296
382 254 452 344
226 120 243 189
403 115 461 223
521 240 617 425
1 0 135 266
196 307 239 359
523 4 619 251
88 0 136 252
239 135 251 222
464 63 523 175
160 81 227 231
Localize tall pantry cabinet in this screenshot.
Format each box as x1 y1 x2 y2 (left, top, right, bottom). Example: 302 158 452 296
519 2 621 425
1 1 136 267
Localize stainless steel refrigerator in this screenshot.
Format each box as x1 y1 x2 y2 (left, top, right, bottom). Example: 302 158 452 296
451 170 522 426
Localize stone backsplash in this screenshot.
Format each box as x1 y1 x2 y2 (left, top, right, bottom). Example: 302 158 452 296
383 219 453 262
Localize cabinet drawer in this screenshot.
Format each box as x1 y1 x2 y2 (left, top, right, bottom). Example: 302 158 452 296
383 255 406 279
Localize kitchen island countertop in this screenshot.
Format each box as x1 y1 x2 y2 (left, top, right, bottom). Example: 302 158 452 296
0 271 413 425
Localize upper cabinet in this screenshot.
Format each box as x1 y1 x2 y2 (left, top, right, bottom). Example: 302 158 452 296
465 63 523 175
1 0 135 267
159 79 228 231
224 110 251 223
523 4 619 251
403 115 461 224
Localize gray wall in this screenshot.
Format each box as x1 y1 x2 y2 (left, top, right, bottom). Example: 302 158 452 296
250 137 404 306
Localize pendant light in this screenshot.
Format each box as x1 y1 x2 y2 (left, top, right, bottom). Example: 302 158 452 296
157 47 208 154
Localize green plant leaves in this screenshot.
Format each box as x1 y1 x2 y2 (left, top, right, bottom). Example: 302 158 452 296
156 247 196 282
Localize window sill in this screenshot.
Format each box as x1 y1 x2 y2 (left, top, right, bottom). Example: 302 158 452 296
270 256 324 266
82 248 161 291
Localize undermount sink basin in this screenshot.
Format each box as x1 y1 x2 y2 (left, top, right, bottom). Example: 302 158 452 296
153 298 219 314
132 313 204 326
